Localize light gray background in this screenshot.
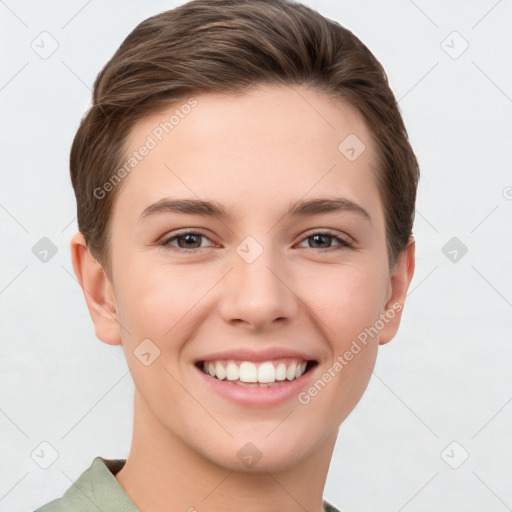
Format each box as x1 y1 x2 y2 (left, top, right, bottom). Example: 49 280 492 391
1 1 511 511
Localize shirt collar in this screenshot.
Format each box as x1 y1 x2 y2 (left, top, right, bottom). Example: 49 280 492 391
61 456 138 511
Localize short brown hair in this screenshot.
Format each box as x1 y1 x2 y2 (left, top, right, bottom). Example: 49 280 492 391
70 0 419 277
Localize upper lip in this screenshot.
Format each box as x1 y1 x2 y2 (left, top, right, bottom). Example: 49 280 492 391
195 347 318 363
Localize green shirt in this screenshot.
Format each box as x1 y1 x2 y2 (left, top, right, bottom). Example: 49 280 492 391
33 457 341 512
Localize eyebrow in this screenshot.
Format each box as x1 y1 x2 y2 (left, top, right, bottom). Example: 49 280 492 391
139 196 371 224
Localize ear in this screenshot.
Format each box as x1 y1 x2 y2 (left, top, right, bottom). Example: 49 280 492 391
70 231 122 346
379 237 415 345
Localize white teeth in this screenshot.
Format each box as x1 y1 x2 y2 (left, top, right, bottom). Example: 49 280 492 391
215 361 226 380
201 359 310 383
286 362 297 381
257 362 275 383
226 361 239 381
239 362 258 383
275 363 287 381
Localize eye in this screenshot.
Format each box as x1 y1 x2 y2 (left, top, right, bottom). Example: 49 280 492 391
297 230 353 250
159 230 215 252
158 229 353 254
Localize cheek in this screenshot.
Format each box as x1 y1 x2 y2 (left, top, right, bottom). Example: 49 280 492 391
115 257 211 338
298 262 387 346
298 265 384 420
113 263 207 414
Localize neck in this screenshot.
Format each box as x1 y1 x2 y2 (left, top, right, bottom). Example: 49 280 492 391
115 390 337 512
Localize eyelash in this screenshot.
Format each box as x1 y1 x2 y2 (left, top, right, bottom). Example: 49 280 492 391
158 229 353 253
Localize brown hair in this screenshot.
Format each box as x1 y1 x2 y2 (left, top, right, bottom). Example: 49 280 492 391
70 0 419 277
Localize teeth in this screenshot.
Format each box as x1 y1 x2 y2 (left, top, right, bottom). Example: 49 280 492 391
275 363 287 381
226 361 239 381
201 359 310 384
286 362 296 381
257 362 275 383
239 362 258 382
215 361 226 380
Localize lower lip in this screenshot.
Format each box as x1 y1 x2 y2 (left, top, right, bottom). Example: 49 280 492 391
194 363 318 407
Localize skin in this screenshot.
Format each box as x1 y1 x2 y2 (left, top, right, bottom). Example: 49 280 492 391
71 84 415 512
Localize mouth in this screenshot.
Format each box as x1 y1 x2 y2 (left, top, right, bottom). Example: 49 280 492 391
194 358 318 388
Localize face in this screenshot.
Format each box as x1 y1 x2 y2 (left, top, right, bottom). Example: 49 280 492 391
78 84 413 473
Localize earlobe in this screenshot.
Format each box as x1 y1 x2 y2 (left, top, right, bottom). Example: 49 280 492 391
379 237 416 345
70 232 122 346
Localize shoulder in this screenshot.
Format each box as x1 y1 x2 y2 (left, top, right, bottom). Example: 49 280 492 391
30 456 132 512
30 487 100 512
31 497 65 512
323 498 343 512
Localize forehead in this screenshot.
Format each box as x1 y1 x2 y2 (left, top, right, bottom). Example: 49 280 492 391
113 84 383 228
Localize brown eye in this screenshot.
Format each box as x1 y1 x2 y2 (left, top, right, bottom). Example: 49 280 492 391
298 231 352 250
174 233 203 249
160 231 214 252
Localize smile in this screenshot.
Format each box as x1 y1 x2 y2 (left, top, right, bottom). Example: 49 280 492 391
195 358 318 387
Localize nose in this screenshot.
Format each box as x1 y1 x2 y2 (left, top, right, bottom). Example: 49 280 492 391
218 242 300 331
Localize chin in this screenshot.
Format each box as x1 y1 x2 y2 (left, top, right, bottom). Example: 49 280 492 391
197 434 320 474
